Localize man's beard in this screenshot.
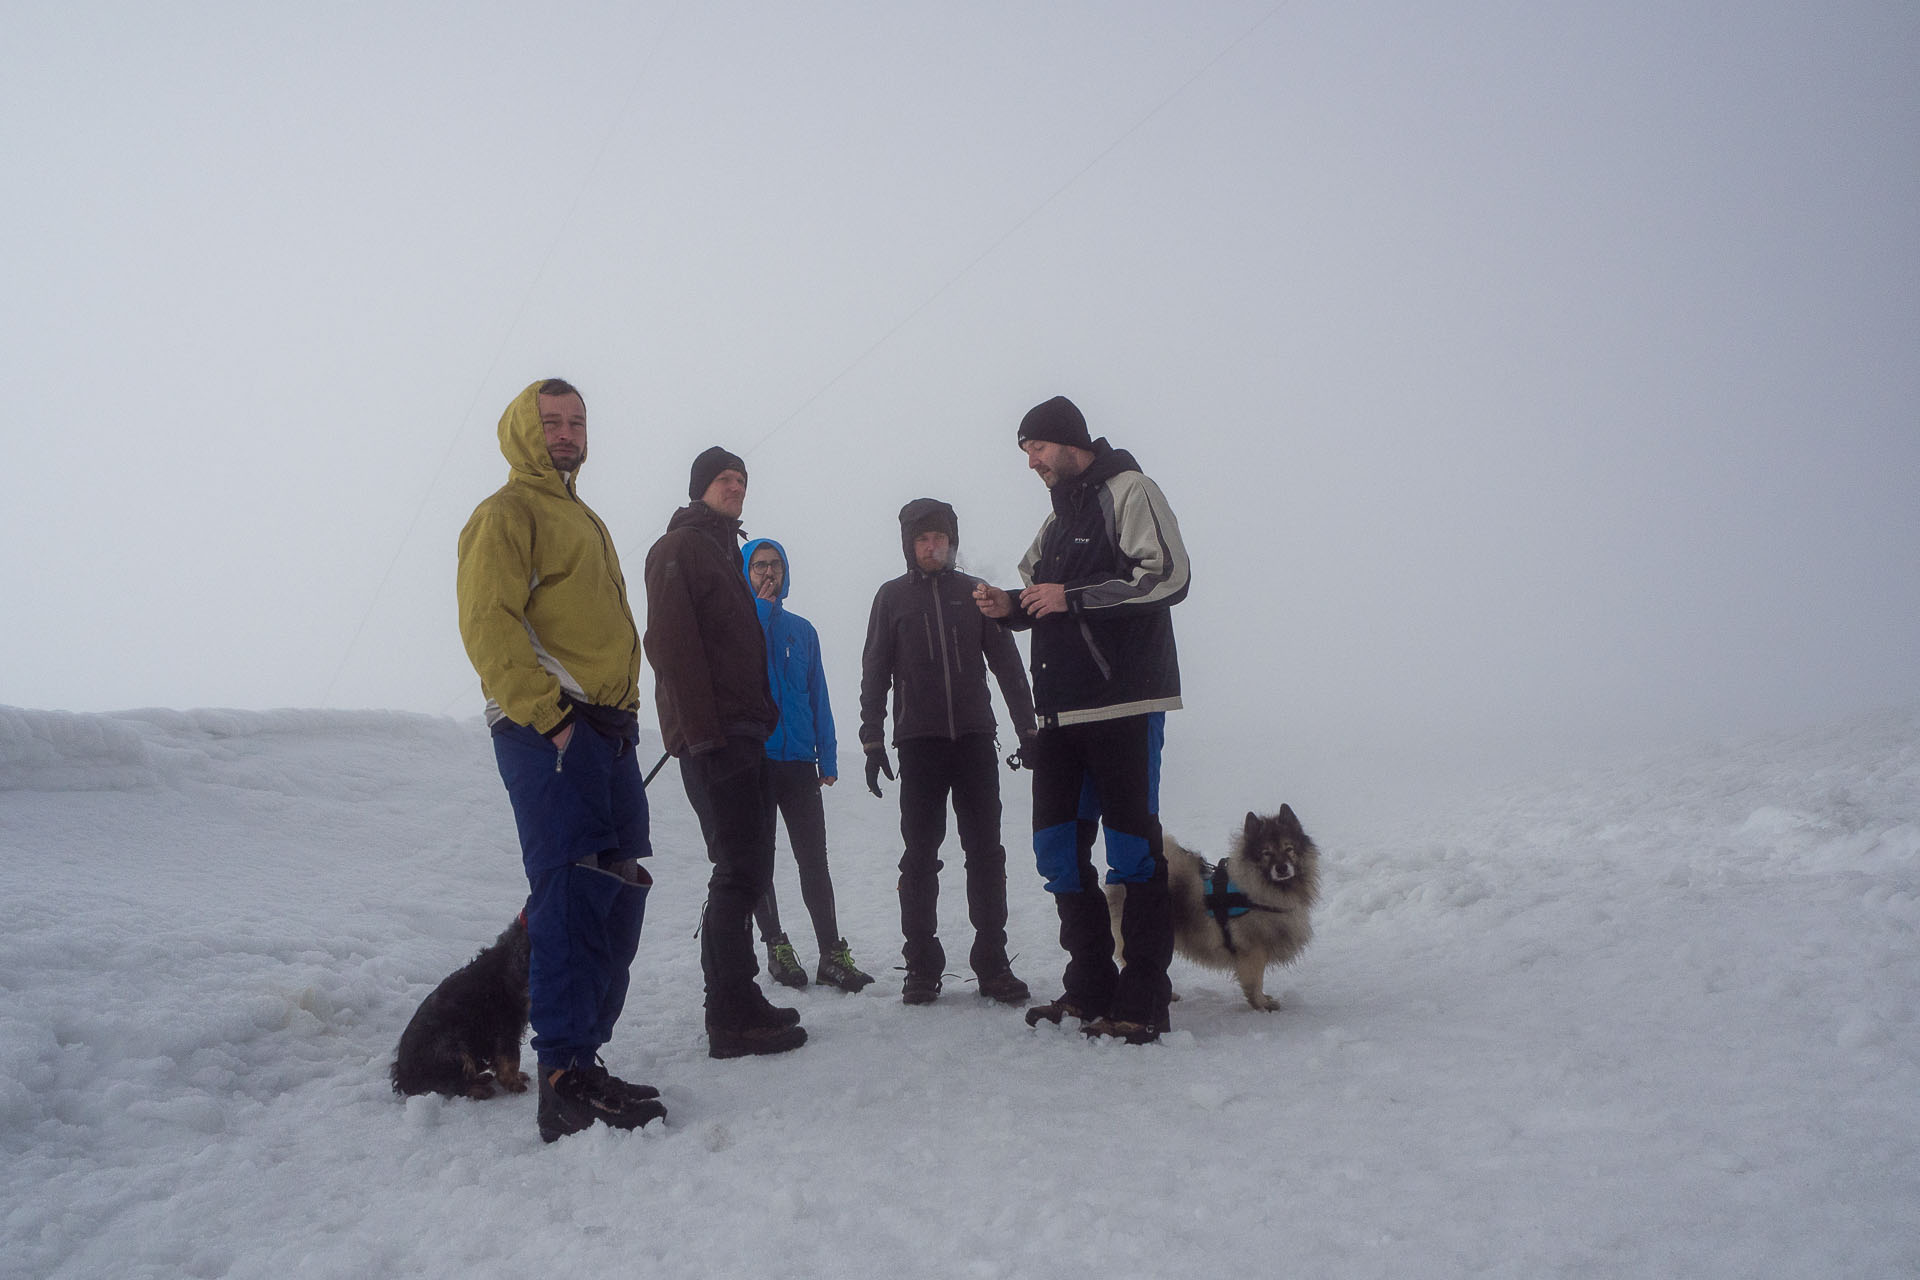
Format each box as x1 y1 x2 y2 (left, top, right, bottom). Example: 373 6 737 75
548 444 585 472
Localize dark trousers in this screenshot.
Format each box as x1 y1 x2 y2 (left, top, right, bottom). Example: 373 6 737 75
678 740 777 1023
1029 713 1172 1028
896 733 1010 977
752 759 841 952
492 720 651 1069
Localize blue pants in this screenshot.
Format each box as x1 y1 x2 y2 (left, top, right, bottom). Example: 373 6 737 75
1029 713 1171 1028
493 720 651 1069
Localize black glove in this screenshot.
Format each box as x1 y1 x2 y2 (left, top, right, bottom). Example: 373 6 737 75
1006 737 1035 772
865 749 895 797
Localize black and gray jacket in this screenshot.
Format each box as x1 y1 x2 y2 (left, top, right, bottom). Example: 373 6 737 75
1002 440 1189 727
859 499 1037 751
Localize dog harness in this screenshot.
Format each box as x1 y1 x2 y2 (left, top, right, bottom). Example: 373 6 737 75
1203 859 1285 955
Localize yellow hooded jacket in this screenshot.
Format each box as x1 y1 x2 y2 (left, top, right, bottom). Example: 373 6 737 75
456 381 641 733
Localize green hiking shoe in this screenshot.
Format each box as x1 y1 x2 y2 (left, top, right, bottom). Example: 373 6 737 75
766 933 808 989
815 939 874 992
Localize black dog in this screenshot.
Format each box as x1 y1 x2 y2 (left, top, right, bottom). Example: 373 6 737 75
390 915 531 1099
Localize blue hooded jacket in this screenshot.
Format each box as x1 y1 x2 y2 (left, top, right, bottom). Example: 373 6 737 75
741 538 838 776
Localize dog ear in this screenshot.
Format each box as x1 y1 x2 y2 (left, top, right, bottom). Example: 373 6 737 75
1244 811 1259 834
1278 804 1300 833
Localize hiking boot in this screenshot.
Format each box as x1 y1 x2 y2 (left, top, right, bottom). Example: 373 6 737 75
585 1059 661 1104
1081 1017 1161 1045
745 984 803 1028
766 933 808 989
976 969 1031 1006
901 970 942 1005
537 1066 666 1142
1023 997 1091 1028
816 940 874 992
707 1019 808 1059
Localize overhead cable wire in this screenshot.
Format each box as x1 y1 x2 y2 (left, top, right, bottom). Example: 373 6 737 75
740 1 1287 459
320 14 685 709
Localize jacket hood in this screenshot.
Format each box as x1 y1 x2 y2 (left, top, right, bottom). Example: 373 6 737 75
497 381 577 494
897 497 959 573
741 537 790 604
1051 438 1137 514
667 500 743 536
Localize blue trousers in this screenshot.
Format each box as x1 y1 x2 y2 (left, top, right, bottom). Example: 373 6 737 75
1029 713 1171 1028
493 720 651 1069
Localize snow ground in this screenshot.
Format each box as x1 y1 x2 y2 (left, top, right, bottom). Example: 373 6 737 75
2 704 1915 1279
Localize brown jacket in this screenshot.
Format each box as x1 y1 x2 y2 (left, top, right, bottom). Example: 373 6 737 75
642 502 778 757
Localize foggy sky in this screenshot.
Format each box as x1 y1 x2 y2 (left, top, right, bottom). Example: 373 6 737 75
5 1 1916 776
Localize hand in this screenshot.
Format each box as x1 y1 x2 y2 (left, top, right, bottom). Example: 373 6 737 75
548 723 575 750
755 578 780 601
973 582 1013 618
1006 739 1034 772
1018 583 1069 617
820 775 837 787
865 750 895 798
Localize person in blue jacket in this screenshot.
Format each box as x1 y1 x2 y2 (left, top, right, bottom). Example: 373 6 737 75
741 537 874 992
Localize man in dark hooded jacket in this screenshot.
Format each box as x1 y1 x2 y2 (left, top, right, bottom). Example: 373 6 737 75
859 498 1037 1007
974 395 1191 1044
644 447 806 1059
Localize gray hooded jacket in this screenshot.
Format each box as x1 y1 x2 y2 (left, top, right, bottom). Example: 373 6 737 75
858 498 1036 751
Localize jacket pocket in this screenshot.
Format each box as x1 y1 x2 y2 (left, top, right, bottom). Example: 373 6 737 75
1077 620 1113 683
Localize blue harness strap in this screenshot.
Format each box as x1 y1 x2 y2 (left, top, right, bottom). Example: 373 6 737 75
1205 860 1252 954
1204 858 1288 954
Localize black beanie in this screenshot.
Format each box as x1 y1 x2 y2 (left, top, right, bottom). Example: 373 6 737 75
1016 396 1092 450
689 446 748 501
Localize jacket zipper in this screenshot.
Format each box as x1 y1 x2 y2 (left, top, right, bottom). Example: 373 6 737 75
931 580 957 739
573 483 639 710
1078 619 1112 682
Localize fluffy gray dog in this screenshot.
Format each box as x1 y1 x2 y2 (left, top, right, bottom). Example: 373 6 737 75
1110 806 1319 1011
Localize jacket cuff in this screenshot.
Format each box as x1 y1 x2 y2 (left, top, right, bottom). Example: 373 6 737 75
540 704 577 740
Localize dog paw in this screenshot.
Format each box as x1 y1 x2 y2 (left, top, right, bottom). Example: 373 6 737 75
1249 994 1280 1012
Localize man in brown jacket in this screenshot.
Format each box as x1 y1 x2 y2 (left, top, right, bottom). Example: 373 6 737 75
643 446 805 1058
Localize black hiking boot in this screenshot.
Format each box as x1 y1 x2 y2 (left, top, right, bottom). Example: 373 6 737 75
707 985 807 1059
537 1066 667 1142
1024 996 1092 1028
584 1059 661 1104
1081 1017 1162 1045
766 933 808 989
816 939 874 992
746 984 802 1028
975 969 1031 1006
707 1019 808 1059
901 970 942 1005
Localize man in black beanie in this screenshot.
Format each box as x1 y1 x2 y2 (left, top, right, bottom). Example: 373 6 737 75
643 446 805 1058
687 446 748 502
1015 395 1095 452
975 395 1191 1044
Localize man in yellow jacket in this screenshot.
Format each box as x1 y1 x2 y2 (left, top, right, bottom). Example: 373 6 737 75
456 378 663 1142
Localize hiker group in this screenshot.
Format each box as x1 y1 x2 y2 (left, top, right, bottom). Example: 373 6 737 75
456 381 1190 1141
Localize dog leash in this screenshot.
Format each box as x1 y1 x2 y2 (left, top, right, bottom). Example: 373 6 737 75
642 752 670 788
